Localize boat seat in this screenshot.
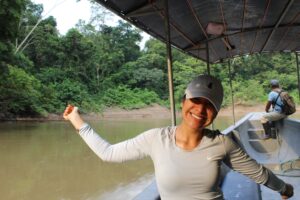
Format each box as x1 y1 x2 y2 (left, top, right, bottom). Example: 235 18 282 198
247 126 279 153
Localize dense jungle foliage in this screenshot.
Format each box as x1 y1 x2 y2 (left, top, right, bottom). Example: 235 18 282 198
0 0 299 118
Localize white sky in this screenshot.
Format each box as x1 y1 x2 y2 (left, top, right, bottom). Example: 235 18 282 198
32 0 149 48
32 0 94 34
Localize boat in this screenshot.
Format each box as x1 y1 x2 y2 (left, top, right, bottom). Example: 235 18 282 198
134 113 300 200
93 0 300 199
222 112 300 200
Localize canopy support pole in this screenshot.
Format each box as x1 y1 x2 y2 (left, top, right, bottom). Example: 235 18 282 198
206 41 211 75
206 41 215 129
296 52 300 101
164 0 176 126
228 60 236 125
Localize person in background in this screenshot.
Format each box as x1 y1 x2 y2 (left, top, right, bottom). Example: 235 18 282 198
261 79 286 139
64 75 293 200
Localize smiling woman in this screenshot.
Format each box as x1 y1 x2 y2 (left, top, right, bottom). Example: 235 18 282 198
63 74 294 200
178 97 217 150
180 75 223 134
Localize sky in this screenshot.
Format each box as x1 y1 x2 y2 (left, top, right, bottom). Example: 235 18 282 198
32 0 92 34
32 0 149 48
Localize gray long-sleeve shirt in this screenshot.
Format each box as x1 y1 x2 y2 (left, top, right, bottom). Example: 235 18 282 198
79 124 285 200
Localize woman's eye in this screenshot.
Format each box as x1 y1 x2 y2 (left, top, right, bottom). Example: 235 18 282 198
191 98 202 104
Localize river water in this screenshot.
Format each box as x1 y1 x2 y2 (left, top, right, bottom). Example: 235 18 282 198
0 114 268 200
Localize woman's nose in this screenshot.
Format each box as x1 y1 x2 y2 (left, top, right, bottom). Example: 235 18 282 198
194 103 206 114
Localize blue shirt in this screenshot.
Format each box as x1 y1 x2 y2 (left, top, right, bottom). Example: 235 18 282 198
268 90 283 113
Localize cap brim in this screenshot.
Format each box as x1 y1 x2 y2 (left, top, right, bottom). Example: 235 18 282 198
186 91 219 112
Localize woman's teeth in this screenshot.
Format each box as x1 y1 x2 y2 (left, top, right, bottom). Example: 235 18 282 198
191 113 201 119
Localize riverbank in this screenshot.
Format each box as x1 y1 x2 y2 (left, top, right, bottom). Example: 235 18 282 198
94 104 267 120
6 104 300 121
8 104 270 121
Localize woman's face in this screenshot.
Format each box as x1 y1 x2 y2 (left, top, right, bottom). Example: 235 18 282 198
181 97 217 130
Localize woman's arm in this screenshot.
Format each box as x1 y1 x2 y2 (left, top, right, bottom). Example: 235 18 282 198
222 135 294 199
63 106 155 163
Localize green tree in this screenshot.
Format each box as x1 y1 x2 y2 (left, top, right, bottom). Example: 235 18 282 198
0 0 27 71
50 79 91 110
0 65 47 116
22 16 61 70
173 57 207 102
100 85 160 109
15 0 43 53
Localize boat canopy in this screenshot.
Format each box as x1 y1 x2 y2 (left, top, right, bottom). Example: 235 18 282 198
95 0 300 63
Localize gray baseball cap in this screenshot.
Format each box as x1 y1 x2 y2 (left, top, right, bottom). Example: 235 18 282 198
185 75 224 112
270 79 279 87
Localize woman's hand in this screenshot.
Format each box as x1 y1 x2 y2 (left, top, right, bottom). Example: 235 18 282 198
281 183 294 199
63 105 85 131
63 105 75 119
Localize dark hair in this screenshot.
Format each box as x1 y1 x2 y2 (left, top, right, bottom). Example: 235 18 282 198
181 94 186 102
270 79 279 88
203 129 221 139
271 84 279 89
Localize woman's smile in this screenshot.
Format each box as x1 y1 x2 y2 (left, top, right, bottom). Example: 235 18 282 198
190 112 206 120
